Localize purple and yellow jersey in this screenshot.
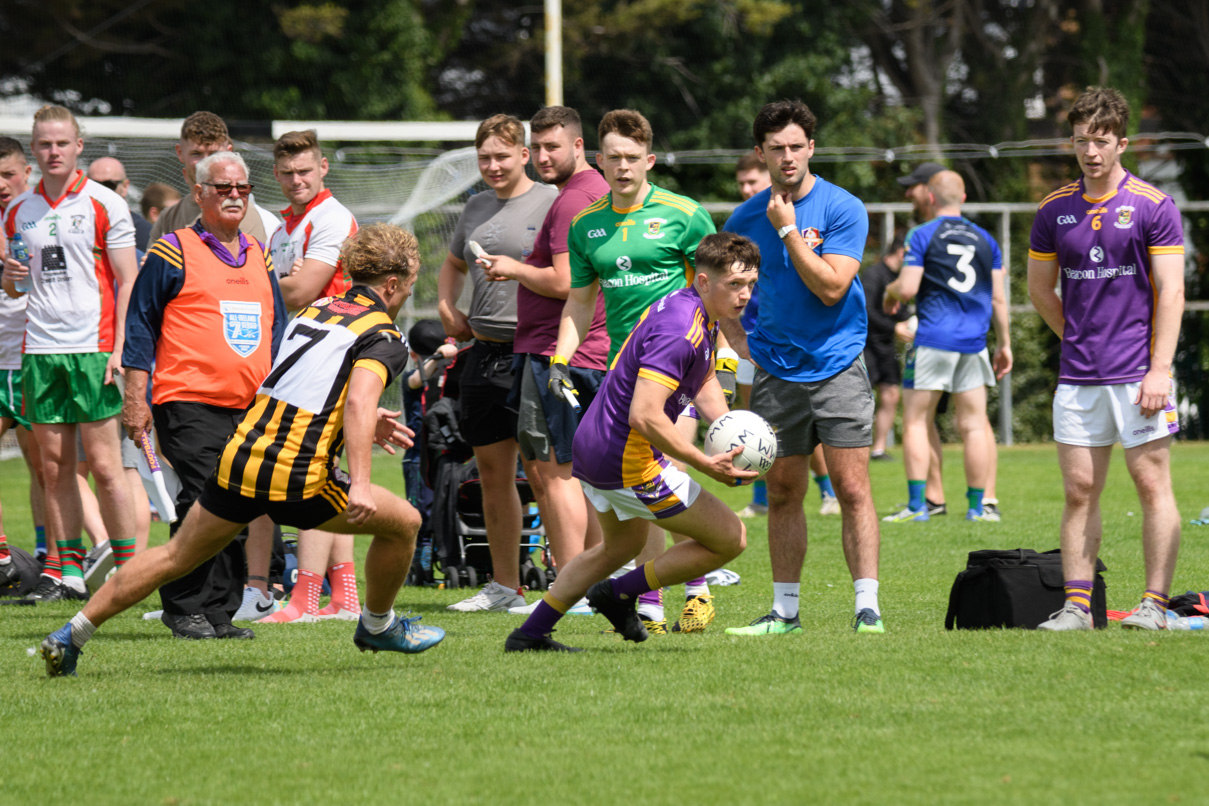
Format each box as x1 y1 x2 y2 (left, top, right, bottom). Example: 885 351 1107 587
572 286 715 491
1029 171 1184 385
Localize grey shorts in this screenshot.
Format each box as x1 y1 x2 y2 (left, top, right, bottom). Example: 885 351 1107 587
76 421 141 469
516 355 604 464
904 345 995 394
750 357 874 457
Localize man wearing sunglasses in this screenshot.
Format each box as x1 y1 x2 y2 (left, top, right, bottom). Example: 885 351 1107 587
87 157 151 255
121 151 286 640
148 112 278 247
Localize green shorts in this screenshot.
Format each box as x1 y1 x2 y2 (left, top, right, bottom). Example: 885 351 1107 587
0 368 30 430
22 353 122 425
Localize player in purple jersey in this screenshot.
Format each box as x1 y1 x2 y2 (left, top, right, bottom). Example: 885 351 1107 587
1027 86 1185 632
505 233 759 651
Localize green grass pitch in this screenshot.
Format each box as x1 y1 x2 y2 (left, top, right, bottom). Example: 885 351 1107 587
3 443 1209 804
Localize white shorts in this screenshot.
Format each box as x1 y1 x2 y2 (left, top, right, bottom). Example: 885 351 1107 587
1053 381 1179 449
736 357 756 386
581 461 701 522
905 345 995 393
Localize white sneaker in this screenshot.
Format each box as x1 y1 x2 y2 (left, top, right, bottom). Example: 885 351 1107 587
1121 597 1168 631
1037 601 1093 631
507 599 539 615
737 503 768 518
819 494 841 516
567 598 593 615
234 587 280 621
447 581 526 612
83 541 114 594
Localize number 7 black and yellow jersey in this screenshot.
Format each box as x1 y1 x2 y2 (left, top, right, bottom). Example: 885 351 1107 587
215 285 407 501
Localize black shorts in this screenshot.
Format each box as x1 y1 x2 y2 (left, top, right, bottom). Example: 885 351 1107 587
863 343 901 387
198 468 351 531
459 339 518 447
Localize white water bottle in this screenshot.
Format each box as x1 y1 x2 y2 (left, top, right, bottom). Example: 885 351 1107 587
1166 612 1206 631
8 233 31 293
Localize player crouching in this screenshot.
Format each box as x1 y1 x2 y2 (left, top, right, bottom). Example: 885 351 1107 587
42 224 444 676
506 233 760 652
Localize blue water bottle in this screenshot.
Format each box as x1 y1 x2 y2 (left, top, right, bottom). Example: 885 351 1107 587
8 233 31 293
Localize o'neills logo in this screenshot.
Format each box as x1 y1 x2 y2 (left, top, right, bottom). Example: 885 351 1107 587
802 227 823 249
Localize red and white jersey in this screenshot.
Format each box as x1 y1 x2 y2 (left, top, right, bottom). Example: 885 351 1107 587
3 171 135 354
0 189 31 370
267 189 357 303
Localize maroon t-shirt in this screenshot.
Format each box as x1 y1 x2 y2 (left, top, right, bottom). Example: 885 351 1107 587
513 169 610 369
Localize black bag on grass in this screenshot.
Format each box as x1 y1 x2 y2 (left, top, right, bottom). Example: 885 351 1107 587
1167 591 1209 618
0 545 41 597
944 548 1108 630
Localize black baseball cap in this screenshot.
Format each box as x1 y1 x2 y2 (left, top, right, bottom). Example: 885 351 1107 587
896 162 945 187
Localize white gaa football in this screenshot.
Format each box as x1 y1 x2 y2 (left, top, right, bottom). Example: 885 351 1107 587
704 410 777 477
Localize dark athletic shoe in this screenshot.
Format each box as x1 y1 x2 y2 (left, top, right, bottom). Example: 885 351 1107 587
161 612 217 639
504 628 583 652
41 622 83 677
586 579 648 643
24 575 65 603
211 622 255 639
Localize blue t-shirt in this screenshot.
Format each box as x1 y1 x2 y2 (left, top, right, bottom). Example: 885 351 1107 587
724 176 869 382
905 216 1002 354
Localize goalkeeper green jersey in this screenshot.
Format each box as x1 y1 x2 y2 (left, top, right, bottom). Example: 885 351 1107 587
568 183 716 363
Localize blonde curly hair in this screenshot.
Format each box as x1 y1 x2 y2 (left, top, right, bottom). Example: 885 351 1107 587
341 223 419 284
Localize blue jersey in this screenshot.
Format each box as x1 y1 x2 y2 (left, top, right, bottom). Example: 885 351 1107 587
905 216 1002 354
724 176 869 382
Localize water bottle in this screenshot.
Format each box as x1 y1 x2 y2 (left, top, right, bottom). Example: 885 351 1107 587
419 535 432 572
1166 612 1206 631
8 233 31 293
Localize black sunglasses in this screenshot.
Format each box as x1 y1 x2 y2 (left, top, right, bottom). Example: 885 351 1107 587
202 182 254 197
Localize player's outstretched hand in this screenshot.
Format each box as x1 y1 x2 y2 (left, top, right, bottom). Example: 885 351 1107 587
345 483 376 526
1135 368 1170 418
374 408 415 454
699 445 759 487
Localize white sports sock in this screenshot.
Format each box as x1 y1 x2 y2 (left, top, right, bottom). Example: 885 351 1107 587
637 603 665 621
685 581 710 598
854 578 880 616
772 582 800 619
69 612 96 648
360 607 395 634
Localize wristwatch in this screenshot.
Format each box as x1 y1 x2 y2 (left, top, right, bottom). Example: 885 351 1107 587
777 224 796 240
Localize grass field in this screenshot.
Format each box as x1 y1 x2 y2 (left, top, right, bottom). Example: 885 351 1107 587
3 443 1209 805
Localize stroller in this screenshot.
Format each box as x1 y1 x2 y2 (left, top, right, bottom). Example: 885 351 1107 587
429 453 552 591
405 325 555 592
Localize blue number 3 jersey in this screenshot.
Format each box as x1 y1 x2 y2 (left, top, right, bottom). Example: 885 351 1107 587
905 216 1002 354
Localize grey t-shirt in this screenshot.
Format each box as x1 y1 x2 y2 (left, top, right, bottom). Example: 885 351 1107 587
449 182 557 342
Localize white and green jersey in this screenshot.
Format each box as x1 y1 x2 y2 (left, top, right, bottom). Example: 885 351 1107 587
568 183 715 362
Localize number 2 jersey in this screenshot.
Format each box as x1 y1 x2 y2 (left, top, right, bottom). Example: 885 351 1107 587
215 285 407 501
1028 171 1184 385
3 171 135 354
905 215 1002 353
